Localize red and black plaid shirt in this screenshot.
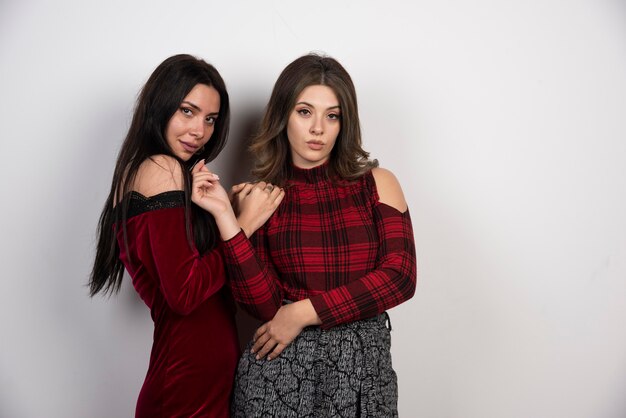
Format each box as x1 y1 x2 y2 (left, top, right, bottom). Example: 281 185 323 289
222 164 417 329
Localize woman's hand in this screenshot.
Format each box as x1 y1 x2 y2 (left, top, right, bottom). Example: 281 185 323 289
231 181 285 237
251 299 321 361
191 160 240 240
191 160 231 215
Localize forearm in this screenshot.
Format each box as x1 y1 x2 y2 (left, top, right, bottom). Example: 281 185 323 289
291 299 322 327
310 207 417 329
251 298 321 361
236 206 275 238
144 208 228 315
222 230 285 320
236 216 253 238
309 261 416 328
213 207 242 241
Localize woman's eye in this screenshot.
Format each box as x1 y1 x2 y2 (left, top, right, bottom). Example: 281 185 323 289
181 107 193 116
328 113 341 120
205 116 216 125
297 108 311 116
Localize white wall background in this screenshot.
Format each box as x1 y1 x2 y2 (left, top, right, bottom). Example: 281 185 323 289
1 1 625 417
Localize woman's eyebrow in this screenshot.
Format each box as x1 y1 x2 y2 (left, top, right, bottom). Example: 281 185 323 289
182 100 219 116
296 101 341 110
181 100 201 111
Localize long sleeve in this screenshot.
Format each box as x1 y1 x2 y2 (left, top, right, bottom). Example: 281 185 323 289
115 188 239 417
221 227 284 321
220 166 417 328
120 203 226 316
308 203 417 329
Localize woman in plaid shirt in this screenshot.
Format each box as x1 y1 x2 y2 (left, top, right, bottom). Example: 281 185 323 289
192 53 417 417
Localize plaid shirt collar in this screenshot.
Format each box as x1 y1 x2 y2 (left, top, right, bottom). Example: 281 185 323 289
289 161 331 185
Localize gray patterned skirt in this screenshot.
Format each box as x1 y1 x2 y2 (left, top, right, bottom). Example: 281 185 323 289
231 313 398 417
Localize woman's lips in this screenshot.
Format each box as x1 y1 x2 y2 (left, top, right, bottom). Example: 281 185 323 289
180 141 199 153
306 140 324 151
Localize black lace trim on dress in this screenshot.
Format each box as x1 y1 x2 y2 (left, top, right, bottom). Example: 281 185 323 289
123 190 185 219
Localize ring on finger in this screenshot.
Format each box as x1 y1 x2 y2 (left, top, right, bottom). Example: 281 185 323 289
265 184 274 192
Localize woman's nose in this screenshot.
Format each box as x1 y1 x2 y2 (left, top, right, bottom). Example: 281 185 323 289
190 117 206 138
309 117 323 135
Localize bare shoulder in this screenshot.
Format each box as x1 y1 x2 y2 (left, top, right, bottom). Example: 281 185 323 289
133 155 185 196
371 167 408 213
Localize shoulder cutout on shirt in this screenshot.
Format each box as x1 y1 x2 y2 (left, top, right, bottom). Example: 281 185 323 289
132 155 185 197
371 167 408 213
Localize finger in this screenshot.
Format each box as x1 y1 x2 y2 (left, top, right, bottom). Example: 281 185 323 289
193 179 214 188
255 339 278 360
254 181 268 191
253 324 268 342
251 333 271 354
191 159 206 174
267 343 287 361
269 187 284 201
193 172 220 182
193 177 215 189
192 174 216 186
231 182 248 194
238 183 255 197
273 189 285 207
198 165 218 178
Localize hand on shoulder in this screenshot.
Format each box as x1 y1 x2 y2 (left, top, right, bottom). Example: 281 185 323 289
371 167 408 213
230 181 285 237
133 155 185 196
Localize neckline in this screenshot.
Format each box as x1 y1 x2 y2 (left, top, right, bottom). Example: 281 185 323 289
127 190 184 200
290 161 331 184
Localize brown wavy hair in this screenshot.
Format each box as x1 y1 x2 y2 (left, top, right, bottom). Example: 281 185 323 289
250 53 377 185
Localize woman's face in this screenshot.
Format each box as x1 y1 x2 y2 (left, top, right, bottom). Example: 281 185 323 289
165 83 221 161
286 84 341 169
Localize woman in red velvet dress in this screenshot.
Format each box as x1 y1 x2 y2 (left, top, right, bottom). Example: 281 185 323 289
89 54 283 417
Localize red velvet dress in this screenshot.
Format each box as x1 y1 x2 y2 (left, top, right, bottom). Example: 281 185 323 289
116 191 239 418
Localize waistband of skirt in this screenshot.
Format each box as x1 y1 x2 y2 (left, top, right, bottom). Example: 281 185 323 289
283 300 392 332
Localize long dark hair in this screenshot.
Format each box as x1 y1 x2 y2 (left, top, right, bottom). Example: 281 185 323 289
250 53 377 185
89 54 230 296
